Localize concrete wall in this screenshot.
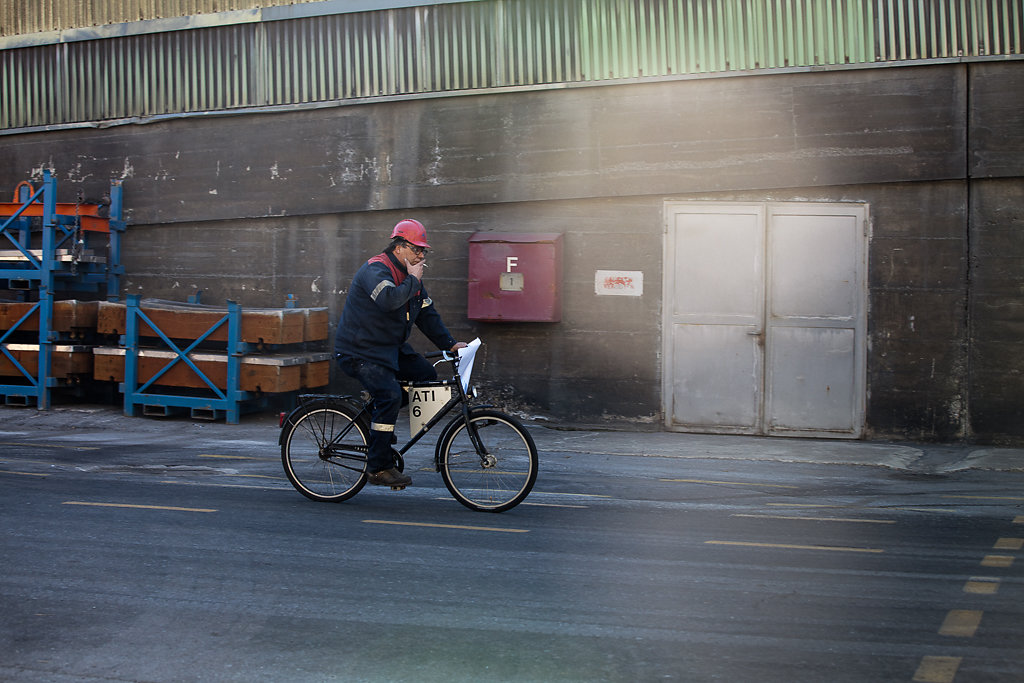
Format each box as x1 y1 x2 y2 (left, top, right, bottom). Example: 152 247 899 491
967 61 1024 443
2 61 1022 442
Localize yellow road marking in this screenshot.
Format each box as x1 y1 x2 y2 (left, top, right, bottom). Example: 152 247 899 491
993 537 1024 550
63 501 216 513
0 441 99 451
913 656 961 683
939 610 982 637
963 578 1000 595
732 513 895 524
0 470 49 477
766 503 838 508
705 540 883 554
521 501 588 509
981 555 1014 568
661 478 798 489
0 458 58 467
363 519 528 533
943 494 1024 501
537 491 611 499
1014 515 1024 524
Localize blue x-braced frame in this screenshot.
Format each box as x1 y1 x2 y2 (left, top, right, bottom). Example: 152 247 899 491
0 170 126 408
0 174 56 407
122 295 253 424
0 300 53 406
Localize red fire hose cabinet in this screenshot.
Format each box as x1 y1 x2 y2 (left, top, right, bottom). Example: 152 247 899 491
467 232 562 322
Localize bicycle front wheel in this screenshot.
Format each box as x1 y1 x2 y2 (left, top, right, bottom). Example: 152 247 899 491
439 409 538 512
281 403 369 502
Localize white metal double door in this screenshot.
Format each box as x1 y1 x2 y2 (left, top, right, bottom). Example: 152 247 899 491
663 202 868 438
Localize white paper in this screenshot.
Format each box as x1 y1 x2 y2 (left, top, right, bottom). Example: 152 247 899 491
457 337 482 392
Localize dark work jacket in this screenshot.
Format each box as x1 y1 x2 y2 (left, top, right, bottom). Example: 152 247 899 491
334 251 457 370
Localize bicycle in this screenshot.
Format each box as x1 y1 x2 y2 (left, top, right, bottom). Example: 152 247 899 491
279 346 538 512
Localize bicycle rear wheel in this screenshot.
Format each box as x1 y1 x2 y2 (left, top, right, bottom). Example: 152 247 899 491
281 402 369 502
439 409 538 512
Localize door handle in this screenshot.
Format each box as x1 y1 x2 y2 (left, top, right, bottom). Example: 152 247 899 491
747 330 765 346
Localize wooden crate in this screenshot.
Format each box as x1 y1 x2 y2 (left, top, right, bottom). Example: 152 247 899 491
0 300 100 333
93 348 331 393
302 308 329 342
0 344 94 378
97 300 325 344
300 360 330 388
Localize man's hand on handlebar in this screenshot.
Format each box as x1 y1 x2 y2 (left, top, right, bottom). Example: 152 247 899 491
425 343 467 360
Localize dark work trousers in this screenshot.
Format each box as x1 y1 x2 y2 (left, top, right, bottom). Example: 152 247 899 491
338 353 437 472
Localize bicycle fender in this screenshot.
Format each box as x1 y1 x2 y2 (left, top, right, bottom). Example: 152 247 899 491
432 404 495 470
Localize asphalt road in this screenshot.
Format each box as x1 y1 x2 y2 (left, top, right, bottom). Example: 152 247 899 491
1 412 1023 682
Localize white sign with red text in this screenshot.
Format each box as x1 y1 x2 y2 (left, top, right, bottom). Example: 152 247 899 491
595 270 643 297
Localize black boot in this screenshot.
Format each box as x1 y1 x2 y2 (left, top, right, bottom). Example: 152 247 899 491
366 430 411 487
368 468 412 487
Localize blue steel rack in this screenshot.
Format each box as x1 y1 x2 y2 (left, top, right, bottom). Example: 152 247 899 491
0 170 126 408
121 295 255 424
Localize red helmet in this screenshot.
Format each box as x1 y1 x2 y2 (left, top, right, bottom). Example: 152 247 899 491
391 219 431 248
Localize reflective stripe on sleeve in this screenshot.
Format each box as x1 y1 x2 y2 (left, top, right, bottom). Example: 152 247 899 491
370 280 395 301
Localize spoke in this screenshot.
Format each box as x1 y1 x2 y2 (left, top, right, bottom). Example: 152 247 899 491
282 406 368 502
441 411 536 512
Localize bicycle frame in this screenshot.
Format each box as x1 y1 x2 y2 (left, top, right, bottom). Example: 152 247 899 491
392 352 494 469
289 351 493 472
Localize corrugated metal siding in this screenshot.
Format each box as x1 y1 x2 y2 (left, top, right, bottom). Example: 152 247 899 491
876 0 1023 59
0 0 315 37
1 24 256 127
581 0 875 75
2 0 1021 131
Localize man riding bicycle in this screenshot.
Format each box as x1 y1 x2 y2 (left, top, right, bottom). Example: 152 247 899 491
334 219 467 488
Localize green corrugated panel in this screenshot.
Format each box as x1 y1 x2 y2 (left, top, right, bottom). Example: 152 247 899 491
873 0 1022 60
985 0 1023 54
577 0 876 76
1 0 1021 131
